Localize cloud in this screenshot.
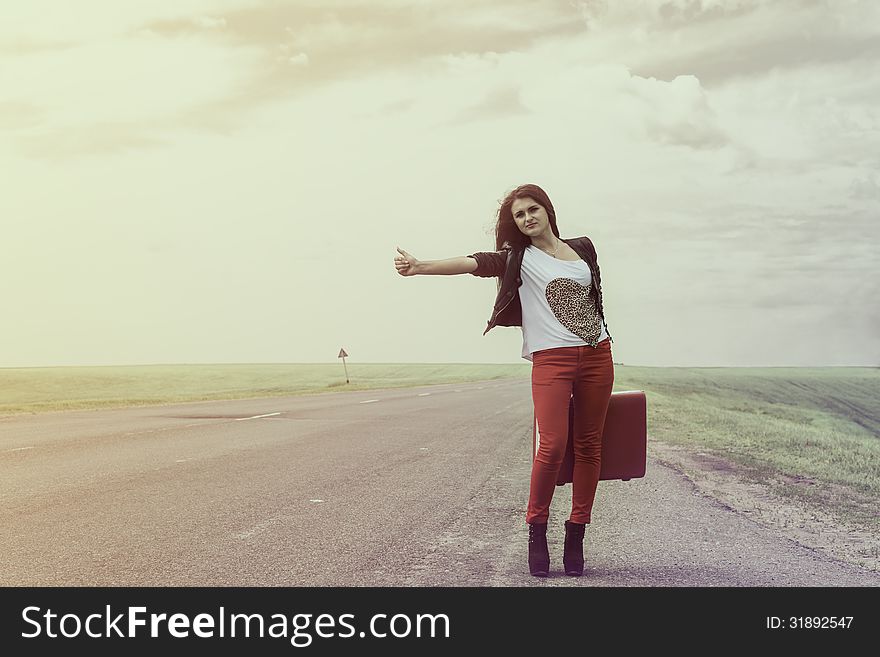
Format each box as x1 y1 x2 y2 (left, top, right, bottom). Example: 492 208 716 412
2 0 598 158
1 29 265 158
633 31 880 87
604 0 880 85
850 175 880 200
193 16 227 29
628 74 729 148
505 61 730 150
134 0 589 118
18 121 168 157
443 86 530 126
0 1 251 43
0 101 45 130
0 37 76 55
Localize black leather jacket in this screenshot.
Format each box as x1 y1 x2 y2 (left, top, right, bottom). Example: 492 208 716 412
466 236 613 342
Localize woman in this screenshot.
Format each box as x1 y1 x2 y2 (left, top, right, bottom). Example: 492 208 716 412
394 183 615 578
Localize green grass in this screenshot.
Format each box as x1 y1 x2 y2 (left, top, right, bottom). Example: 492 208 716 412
613 366 880 527
0 363 531 415
2 362 877 528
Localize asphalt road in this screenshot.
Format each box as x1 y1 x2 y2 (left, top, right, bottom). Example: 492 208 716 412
2 380 877 586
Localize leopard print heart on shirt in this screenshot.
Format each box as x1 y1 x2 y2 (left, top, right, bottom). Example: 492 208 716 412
544 278 603 346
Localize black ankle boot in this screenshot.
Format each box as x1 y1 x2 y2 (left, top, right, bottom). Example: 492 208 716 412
563 520 586 576
528 522 549 577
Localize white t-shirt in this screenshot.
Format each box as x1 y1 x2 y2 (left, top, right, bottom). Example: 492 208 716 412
519 244 609 362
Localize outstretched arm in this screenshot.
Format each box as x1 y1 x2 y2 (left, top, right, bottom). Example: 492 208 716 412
394 247 478 276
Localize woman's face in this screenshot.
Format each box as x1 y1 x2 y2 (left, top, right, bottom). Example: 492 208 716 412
511 196 550 237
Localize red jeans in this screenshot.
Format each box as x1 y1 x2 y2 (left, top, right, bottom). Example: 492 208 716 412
527 339 614 525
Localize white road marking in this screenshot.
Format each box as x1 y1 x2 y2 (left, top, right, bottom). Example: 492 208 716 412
5 446 34 453
175 458 192 463
234 516 281 540
359 399 379 404
418 393 430 397
309 499 324 503
235 412 281 421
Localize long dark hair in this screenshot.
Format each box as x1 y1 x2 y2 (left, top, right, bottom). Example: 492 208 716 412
494 184 560 251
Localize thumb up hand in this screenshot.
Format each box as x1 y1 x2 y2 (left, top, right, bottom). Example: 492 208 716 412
394 246 420 277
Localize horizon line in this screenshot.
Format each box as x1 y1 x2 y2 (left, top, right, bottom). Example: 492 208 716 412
1 362 877 370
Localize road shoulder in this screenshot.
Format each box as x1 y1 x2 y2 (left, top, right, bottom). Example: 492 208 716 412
649 439 880 574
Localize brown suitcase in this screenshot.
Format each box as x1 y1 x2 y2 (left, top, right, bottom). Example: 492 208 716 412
532 390 647 485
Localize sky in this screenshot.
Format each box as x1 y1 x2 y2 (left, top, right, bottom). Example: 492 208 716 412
2 0 878 368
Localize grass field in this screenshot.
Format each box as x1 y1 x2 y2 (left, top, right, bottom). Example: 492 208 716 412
2 363 877 528
613 366 880 528
0 363 531 414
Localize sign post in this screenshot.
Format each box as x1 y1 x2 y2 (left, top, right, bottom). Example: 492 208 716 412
338 347 349 384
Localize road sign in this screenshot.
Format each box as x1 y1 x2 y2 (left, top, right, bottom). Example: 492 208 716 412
338 347 349 383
